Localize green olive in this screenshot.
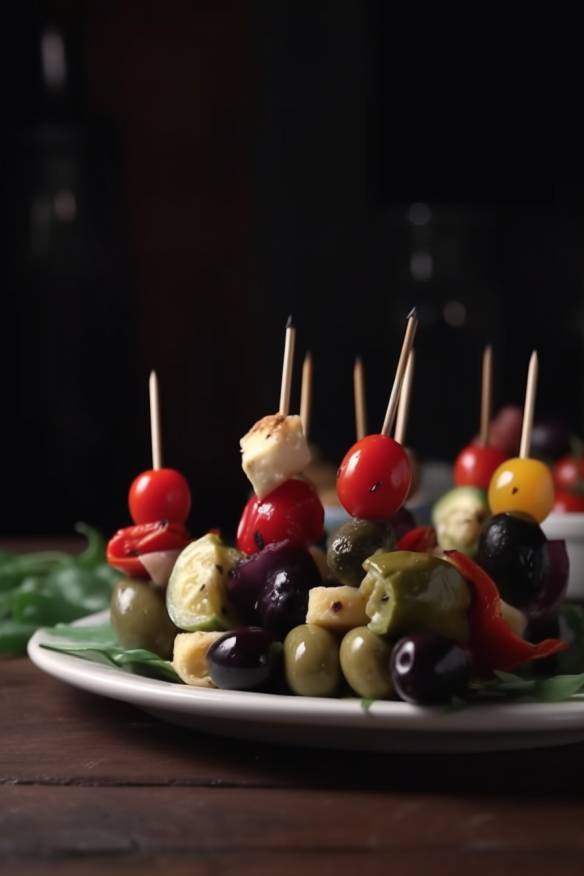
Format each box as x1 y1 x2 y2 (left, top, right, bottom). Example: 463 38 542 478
111 579 178 659
284 624 340 697
327 518 395 587
339 626 393 699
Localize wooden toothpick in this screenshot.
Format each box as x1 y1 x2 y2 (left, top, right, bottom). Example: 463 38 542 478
479 345 493 447
149 370 162 470
519 350 538 459
394 349 415 446
381 307 419 437
353 356 367 441
279 315 296 416
300 351 313 439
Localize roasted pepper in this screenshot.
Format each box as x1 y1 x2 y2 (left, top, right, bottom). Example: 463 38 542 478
445 550 568 672
396 526 437 553
360 551 470 643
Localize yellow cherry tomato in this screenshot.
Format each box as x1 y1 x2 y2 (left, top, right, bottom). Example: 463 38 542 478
488 457 554 523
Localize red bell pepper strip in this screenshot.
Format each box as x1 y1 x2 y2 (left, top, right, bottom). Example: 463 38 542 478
397 525 438 553
444 550 568 671
107 521 190 579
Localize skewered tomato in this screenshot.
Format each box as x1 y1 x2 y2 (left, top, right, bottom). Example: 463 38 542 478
107 521 190 578
336 434 411 520
553 490 584 513
488 457 554 523
454 444 507 490
236 478 324 555
553 455 584 491
129 468 191 525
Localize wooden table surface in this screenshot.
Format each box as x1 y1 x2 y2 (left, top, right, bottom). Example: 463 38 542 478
3 540 584 874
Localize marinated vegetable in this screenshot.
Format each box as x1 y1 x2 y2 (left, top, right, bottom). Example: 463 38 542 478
454 444 507 490
129 468 191 525
326 518 395 587
488 457 555 523
207 627 280 691
236 478 324 555
339 626 393 699
360 551 470 643
107 521 190 579
111 578 177 659
284 624 340 696
336 434 412 520
391 633 472 705
432 486 488 556
166 533 241 632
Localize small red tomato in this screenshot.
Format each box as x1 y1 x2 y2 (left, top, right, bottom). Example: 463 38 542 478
129 468 191 525
553 456 584 491
454 444 507 490
336 434 411 520
553 490 584 513
107 521 190 577
237 478 324 555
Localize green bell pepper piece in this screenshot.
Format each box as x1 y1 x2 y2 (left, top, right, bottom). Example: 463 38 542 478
360 550 470 643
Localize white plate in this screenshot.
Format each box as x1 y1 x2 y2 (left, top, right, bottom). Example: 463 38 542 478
28 611 584 753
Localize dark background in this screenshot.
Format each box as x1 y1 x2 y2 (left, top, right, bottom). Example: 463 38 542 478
2 1 583 536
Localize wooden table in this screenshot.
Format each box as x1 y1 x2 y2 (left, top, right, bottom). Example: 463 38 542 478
2 658 584 875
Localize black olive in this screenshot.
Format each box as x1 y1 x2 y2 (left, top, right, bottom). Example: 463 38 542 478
477 512 548 610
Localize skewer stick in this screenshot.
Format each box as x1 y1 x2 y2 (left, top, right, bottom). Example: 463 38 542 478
149 370 162 471
300 351 313 439
353 356 367 440
381 307 419 437
479 345 493 447
394 349 415 446
279 315 296 416
519 350 538 459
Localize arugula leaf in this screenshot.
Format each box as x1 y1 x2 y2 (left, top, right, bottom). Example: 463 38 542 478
0 526 119 654
41 642 181 683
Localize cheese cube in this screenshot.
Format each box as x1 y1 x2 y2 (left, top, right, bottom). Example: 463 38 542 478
240 414 311 499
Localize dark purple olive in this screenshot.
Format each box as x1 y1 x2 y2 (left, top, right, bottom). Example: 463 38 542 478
207 627 280 691
227 540 319 625
388 507 416 541
477 512 548 611
255 569 311 638
531 418 572 463
391 634 471 705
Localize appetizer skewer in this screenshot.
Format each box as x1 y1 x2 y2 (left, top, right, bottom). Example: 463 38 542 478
336 308 418 520
453 346 507 490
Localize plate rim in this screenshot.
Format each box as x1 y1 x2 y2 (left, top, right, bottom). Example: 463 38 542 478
27 610 584 738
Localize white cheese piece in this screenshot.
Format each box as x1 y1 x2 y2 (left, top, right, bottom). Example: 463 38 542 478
240 413 311 499
173 631 224 687
306 586 369 632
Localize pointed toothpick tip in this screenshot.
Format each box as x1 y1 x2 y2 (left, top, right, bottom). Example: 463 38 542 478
286 314 293 329
406 306 417 321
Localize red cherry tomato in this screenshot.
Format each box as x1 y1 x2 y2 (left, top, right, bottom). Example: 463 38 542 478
237 478 324 555
553 456 584 491
336 434 411 520
107 521 190 578
553 490 584 513
454 444 508 490
128 468 191 525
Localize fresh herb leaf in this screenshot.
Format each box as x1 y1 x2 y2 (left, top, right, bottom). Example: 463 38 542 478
41 642 181 684
534 674 584 702
0 526 119 655
361 698 375 712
